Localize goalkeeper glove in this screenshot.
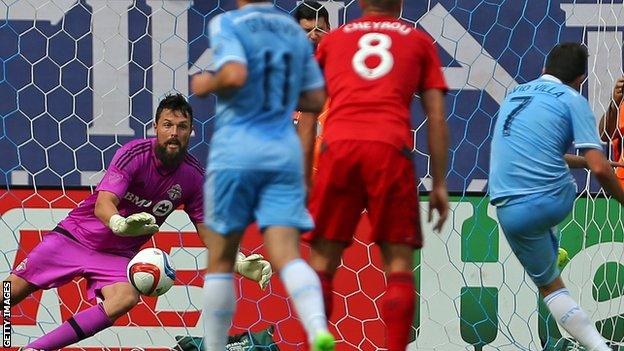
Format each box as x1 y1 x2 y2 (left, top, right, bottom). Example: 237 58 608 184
109 212 159 237
234 252 273 290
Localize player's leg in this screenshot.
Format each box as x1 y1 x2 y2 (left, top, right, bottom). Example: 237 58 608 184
257 170 334 350
5 231 83 348
537 243 610 351
3 274 39 306
379 243 416 351
4 275 41 351
264 227 334 350
307 140 365 319
7 231 85 311
307 238 346 319
2 274 40 349
26 247 133 350
363 141 422 351
202 227 243 351
101 282 140 320
202 169 255 351
496 184 610 351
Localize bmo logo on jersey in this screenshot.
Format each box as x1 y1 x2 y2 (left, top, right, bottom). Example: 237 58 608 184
124 192 153 208
124 191 174 217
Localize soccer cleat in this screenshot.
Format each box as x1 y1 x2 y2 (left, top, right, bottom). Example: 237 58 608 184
312 331 335 351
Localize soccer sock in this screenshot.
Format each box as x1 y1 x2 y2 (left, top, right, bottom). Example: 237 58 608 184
382 272 415 351
202 273 235 351
27 302 112 349
281 259 328 342
316 270 334 319
544 288 610 351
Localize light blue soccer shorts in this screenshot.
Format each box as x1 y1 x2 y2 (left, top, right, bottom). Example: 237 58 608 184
204 169 314 234
495 182 576 287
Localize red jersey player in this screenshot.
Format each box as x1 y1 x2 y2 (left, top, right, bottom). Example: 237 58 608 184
306 0 450 350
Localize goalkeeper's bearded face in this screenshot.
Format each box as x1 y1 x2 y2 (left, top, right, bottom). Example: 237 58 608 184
154 108 192 167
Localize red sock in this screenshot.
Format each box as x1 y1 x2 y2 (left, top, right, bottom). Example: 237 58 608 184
316 270 334 319
382 272 415 351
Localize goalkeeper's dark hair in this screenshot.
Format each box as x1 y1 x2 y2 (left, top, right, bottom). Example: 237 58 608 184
294 1 330 25
544 43 588 84
155 93 193 124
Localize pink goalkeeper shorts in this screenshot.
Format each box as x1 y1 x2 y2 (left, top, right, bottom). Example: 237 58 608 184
13 229 130 300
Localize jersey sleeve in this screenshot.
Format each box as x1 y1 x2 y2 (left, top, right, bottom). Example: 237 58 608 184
568 94 603 150
209 14 246 71
301 39 325 92
184 181 204 224
417 33 448 93
96 145 141 199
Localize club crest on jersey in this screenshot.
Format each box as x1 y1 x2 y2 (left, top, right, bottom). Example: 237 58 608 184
167 184 182 201
15 258 28 271
153 200 174 217
106 171 123 185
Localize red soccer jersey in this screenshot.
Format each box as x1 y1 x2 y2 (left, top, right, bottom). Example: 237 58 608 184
316 15 448 149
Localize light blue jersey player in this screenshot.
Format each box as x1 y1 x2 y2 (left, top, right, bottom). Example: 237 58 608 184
190 1 334 351
489 43 624 351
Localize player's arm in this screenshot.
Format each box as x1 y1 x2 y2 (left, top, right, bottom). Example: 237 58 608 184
297 37 326 188
564 153 624 168
194 222 272 290
599 76 624 142
583 148 624 203
95 190 159 237
190 63 247 98
297 88 326 113
95 190 121 225
297 112 319 193
421 88 449 232
599 101 618 142
95 147 159 237
192 14 247 98
297 90 325 192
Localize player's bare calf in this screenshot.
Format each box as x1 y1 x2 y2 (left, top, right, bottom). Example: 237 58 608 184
4 274 39 307
100 282 140 321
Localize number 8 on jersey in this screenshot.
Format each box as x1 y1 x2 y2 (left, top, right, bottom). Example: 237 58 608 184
352 33 394 80
315 15 448 147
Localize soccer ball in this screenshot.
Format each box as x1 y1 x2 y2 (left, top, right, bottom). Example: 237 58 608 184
127 248 176 296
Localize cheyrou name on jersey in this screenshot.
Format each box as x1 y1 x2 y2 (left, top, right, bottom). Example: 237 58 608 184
343 21 411 35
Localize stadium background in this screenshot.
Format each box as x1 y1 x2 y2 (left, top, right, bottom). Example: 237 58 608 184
1 0 624 350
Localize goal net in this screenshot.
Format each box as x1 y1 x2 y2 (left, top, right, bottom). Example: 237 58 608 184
0 1 623 350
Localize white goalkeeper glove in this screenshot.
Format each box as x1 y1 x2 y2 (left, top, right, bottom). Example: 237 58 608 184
234 252 273 290
109 212 159 237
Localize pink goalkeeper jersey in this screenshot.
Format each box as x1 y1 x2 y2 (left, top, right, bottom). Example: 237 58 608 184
58 138 204 258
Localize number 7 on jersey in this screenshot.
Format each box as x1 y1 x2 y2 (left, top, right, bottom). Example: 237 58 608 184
502 96 533 136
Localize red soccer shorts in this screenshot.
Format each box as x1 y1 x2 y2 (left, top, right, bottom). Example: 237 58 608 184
307 140 423 248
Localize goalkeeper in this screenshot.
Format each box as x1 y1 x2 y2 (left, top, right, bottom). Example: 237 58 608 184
3 94 272 350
